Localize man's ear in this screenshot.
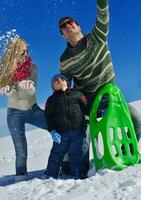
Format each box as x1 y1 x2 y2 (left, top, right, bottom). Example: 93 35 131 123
78 26 81 32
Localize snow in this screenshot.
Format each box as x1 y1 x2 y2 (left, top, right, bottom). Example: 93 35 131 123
0 100 141 200
0 30 17 57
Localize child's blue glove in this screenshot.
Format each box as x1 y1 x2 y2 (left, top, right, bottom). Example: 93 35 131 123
50 130 61 144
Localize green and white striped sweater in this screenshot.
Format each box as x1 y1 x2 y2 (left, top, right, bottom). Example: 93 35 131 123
60 0 115 95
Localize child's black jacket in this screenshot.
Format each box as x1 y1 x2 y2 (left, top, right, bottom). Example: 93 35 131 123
45 88 87 132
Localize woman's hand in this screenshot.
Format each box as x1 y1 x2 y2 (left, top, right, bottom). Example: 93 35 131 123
0 85 16 96
18 80 34 90
0 85 11 95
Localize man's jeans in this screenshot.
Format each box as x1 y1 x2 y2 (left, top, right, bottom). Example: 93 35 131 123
7 104 47 175
45 130 84 178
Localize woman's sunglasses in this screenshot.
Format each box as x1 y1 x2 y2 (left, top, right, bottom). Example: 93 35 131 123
59 19 75 29
21 49 28 56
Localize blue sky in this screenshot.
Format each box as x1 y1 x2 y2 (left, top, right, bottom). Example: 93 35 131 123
0 0 141 108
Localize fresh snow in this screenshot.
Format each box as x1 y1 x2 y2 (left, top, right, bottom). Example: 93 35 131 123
0 100 141 200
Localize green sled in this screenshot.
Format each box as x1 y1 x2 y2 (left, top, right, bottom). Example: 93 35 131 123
89 83 140 171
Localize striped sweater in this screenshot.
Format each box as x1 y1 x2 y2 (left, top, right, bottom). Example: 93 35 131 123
60 0 115 95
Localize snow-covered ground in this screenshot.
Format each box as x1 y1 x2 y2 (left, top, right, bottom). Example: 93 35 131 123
0 100 141 200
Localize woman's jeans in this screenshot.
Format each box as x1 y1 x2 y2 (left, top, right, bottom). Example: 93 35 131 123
7 104 47 175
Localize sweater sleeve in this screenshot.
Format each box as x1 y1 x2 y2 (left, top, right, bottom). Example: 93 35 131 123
97 0 108 8
44 96 55 132
92 0 109 42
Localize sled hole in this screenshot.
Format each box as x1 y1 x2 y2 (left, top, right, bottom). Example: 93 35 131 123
109 128 114 140
124 127 131 139
96 94 109 121
129 143 134 155
111 145 117 156
94 132 104 159
120 144 126 156
117 127 122 140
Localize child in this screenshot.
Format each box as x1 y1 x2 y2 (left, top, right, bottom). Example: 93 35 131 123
44 74 87 179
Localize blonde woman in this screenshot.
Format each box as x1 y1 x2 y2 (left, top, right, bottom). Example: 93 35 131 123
0 37 47 180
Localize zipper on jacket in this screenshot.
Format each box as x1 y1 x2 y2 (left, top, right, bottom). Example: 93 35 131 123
63 91 71 130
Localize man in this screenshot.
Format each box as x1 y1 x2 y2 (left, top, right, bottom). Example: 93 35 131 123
58 0 141 176
59 0 114 111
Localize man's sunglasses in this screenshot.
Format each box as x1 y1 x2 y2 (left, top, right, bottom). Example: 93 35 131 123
59 19 75 29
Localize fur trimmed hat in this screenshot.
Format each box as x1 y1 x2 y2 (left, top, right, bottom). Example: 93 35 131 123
51 74 70 89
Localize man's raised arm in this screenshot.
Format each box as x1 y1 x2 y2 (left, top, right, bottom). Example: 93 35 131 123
92 0 109 42
97 0 108 9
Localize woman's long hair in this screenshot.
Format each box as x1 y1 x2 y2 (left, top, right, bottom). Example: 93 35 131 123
0 37 27 87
